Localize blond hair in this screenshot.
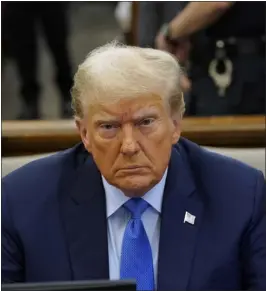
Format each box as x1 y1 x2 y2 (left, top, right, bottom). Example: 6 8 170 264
71 41 185 119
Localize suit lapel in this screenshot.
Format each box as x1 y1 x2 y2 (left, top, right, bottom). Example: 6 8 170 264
59 151 109 280
157 145 204 290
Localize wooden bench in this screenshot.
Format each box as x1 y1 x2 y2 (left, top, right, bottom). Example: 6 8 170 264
2 116 265 157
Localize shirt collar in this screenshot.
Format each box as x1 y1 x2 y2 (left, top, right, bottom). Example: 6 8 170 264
102 168 168 218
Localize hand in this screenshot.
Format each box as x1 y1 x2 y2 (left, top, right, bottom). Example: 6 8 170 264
173 38 191 65
180 74 191 92
155 32 191 92
155 33 176 54
155 33 191 65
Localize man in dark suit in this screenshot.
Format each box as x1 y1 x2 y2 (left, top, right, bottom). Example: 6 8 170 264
2 43 266 290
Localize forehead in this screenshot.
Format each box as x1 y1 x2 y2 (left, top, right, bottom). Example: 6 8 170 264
89 95 168 121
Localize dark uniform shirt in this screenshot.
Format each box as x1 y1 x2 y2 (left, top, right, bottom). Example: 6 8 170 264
188 2 265 116
206 2 265 38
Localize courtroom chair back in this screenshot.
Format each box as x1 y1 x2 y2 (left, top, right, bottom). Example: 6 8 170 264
2 147 265 177
2 153 53 177
206 147 265 175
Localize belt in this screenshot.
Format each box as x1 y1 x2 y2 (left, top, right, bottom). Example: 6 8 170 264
211 36 265 55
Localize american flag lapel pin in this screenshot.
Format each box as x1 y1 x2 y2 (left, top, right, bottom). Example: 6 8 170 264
184 211 196 225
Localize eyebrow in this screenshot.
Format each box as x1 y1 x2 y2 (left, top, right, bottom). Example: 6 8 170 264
132 108 159 119
93 106 160 124
94 119 120 126
94 115 157 125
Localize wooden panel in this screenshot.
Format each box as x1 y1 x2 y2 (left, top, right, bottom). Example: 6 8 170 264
2 116 265 157
131 1 139 45
181 116 265 148
2 120 79 157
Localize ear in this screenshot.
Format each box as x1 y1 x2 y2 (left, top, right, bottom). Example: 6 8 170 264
171 117 181 145
75 117 92 152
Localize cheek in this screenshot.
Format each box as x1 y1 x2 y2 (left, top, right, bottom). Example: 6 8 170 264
91 136 109 152
139 124 173 160
144 122 173 145
89 134 121 165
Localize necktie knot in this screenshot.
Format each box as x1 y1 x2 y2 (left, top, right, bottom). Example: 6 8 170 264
123 198 150 219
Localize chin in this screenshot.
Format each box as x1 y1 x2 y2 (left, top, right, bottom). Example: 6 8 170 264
115 175 157 196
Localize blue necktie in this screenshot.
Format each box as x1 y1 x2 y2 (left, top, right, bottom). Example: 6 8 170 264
120 198 155 290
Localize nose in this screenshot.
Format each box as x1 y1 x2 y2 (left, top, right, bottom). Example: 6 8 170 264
120 124 139 156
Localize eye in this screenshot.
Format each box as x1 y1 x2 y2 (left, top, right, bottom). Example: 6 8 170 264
139 118 155 126
100 124 117 130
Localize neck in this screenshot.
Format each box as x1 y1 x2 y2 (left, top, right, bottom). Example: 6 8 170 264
122 184 156 198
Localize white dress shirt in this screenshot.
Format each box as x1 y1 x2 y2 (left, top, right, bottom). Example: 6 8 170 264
102 169 168 284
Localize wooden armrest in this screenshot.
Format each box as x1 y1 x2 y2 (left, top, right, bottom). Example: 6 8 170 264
182 115 265 148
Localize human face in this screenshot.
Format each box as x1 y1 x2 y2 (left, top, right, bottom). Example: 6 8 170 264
77 95 181 197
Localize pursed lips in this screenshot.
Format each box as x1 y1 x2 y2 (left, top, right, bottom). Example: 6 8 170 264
119 165 147 170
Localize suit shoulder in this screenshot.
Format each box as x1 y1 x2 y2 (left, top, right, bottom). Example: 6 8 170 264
179 138 263 188
3 151 66 184
2 144 85 202
201 147 261 184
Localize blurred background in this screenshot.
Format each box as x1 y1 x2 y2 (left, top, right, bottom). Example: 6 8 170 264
2 1 265 120
2 2 121 120
1 1 265 174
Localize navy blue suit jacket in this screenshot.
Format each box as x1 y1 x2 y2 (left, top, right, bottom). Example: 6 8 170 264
2 138 266 290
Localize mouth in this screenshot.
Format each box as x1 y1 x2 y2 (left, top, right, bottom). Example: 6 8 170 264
119 166 147 171
121 165 145 170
